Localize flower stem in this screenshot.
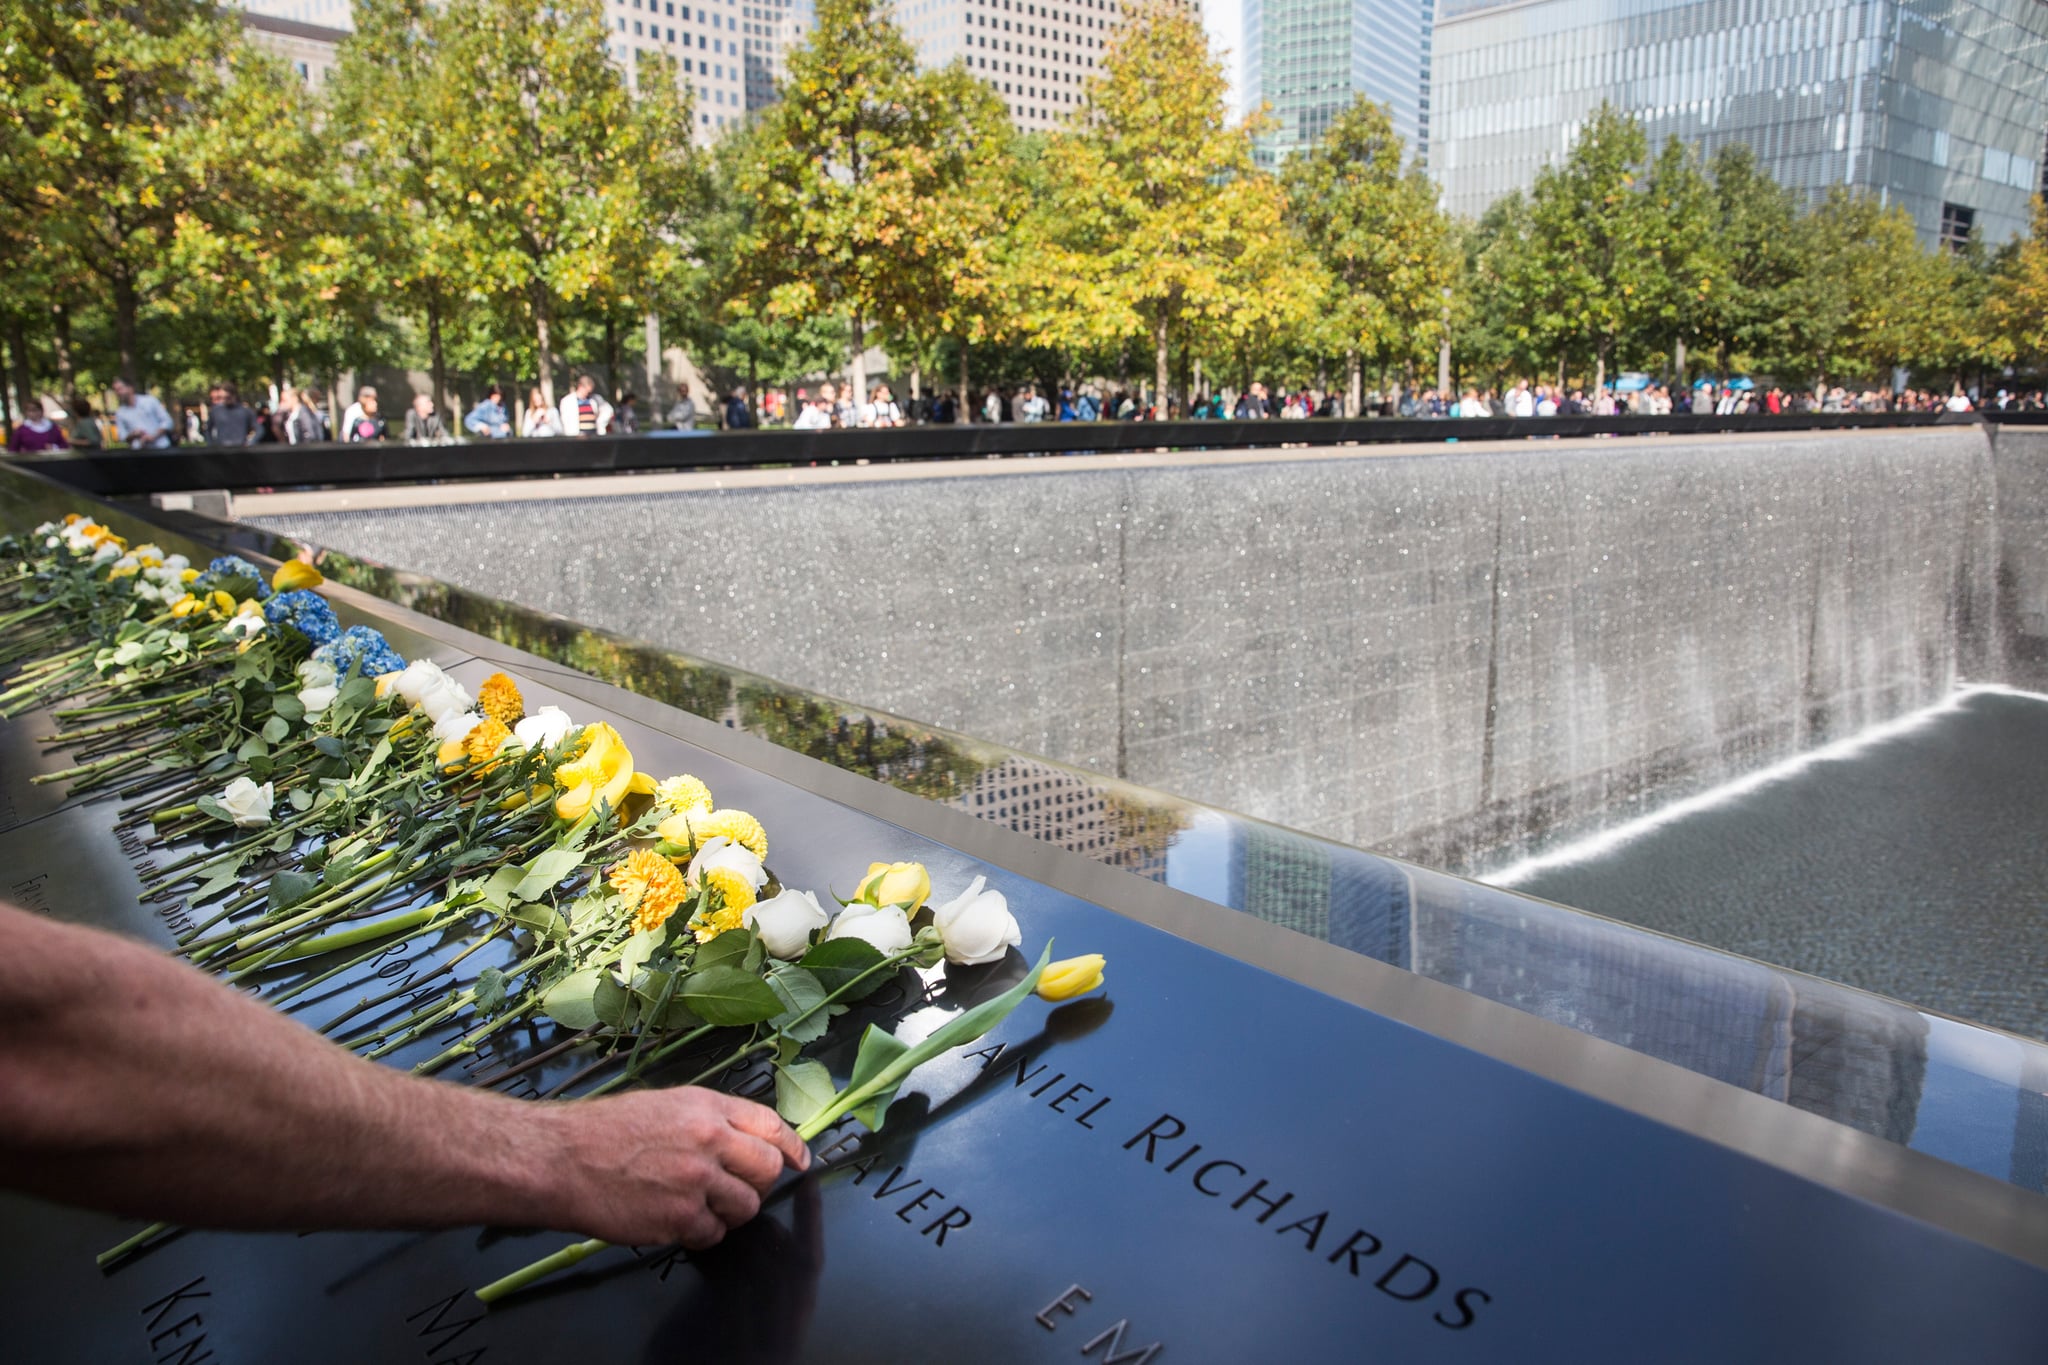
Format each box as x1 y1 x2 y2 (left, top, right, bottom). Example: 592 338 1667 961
474 1238 609 1304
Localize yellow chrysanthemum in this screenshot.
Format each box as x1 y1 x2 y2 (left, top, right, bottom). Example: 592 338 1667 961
464 715 511 764
693 809 767 861
688 866 756 942
653 806 766 861
477 672 524 726
656 774 713 814
609 848 690 934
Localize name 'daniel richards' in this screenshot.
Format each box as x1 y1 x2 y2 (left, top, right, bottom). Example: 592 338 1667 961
962 1040 1495 1333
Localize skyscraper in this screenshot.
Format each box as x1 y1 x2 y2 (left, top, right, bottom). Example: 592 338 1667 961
1242 0 1436 164
1430 0 2048 250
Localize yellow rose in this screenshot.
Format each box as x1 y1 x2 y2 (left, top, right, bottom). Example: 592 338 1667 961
855 861 930 911
270 560 325 592
170 594 204 618
1036 954 1106 1002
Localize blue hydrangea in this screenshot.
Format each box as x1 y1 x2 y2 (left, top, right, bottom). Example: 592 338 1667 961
198 554 272 600
265 590 341 647
314 625 406 679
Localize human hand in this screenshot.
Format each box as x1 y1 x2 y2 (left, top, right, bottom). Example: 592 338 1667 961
543 1087 809 1249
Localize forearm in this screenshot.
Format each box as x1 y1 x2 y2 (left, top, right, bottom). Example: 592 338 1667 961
0 904 567 1232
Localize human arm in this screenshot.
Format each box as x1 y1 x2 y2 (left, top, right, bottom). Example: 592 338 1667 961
0 903 807 1246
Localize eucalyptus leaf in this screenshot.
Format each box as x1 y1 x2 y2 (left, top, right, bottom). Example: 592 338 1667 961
271 694 304 723
312 735 347 759
266 869 320 913
260 715 290 744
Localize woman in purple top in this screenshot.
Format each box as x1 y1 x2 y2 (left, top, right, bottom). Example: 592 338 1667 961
7 399 71 454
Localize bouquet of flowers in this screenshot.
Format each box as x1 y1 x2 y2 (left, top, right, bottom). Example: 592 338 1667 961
0 512 1109 1293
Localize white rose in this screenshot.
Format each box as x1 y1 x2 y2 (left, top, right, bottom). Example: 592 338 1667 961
744 888 830 960
297 659 339 690
298 684 340 718
219 776 275 827
433 709 482 745
221 612 264 641
513 705 575 750
418 679 473 724
91 541 121 564
687 836 767 891
161 554 189 575
930 875 1021 966
826 903 913 954
394 659 448 704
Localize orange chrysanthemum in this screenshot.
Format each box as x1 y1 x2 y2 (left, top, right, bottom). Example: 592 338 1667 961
464 715 511 765
477 672 525 726
609 848 690 934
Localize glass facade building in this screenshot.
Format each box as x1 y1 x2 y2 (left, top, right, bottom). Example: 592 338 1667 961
1244 0 1436 164
1430 0 2048 248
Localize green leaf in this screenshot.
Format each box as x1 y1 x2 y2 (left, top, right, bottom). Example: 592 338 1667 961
679 965 784 1027
195 794 234 824
266 869 320 913
312 735 347 758
271 694 304 723
512 847 585 902
507 899 569 941
632 970 703 1029
348 738 393 791
617 927 662 980
539 966 629 1031
847 1024 912 1132
287 787 314 812
774 1058 838 1127
766 963 831 1044
474 966 509 1015
797 936 890 999
236 735 269 762
695 926 754 972
261 715 290 743
190 859 244 904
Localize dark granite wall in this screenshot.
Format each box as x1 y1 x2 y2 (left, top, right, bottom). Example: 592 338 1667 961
255 426 2007 872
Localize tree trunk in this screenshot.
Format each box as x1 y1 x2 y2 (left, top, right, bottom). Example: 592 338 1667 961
0 328 14 433
50 303 76 408
603 312 619 401
748 355 760 424
1593 343 1608 399
1436 334 1450 394
1153 313 1169 417
1673 335 1687 390
849 309 868 409
1192 356 1204 403
909 360 922 409
644 312 661 405
958 342 970 423
1346 350 1362 418
6 318 32 415
112 272 141 387
1556 351 1566 390
533 288 556 409
427 292 449 426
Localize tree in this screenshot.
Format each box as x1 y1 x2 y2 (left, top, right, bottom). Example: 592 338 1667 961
1034 2 1312 410
437 0 697 406
1985 198 2048 373
1282 97 1456 413
1635 136 1716 381
1696 143 1802 377
1783 189 1925 386
1509 103 1659 392
735 0 995 405
0 0 304 385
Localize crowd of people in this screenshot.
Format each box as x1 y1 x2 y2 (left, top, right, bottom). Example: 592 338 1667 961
4 370 2033 453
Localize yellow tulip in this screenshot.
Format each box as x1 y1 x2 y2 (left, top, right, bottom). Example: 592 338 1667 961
170 594 203 618
271 560 325 592
436 737 468 768
552 723 635 820
855 860 930 911
208 590 235 616
374 670 402 698
628 770 657 796
1036 954 1106 1002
